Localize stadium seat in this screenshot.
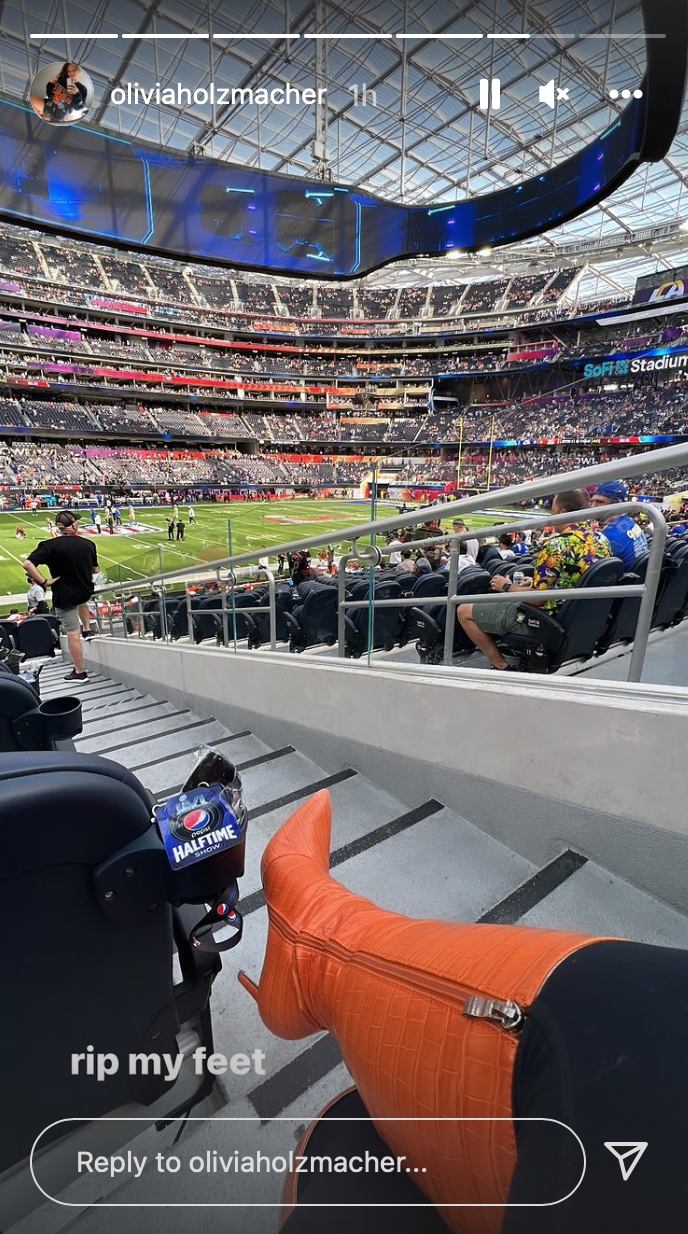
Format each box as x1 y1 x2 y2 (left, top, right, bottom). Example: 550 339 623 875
477 546 503 570
253 582 295 647
413 567 491 665
654 544 688 629
344 579 403 657
0 621 17 651
597 570 643 653
399 571 448 647
0 750 245 1199
0 664 82 751
485 557 511 577
284 582 338 652
499 557 625 672
13 616 58 659
40 613 61 641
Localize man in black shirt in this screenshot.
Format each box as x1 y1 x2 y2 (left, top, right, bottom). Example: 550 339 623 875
23 511 99 681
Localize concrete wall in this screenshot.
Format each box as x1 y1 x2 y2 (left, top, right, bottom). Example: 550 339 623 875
84 639 688 914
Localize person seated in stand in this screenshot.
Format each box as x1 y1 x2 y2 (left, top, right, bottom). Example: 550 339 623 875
395 549 416 574
590 481 648 568
26 573 48 615
457 489 610 671
291 550 314 587
450 519 479 561
512 530 530 557
498 533 516 560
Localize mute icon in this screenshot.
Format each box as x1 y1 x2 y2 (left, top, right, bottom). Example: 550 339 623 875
539 80 570 108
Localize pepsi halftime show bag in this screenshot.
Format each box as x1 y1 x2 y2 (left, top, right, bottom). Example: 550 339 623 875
153 747 248 951
157 783 245 870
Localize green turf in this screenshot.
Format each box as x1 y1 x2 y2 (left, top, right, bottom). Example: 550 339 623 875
1 500 519 610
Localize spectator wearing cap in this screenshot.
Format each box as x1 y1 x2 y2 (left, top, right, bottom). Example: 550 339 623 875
22 510 99 681
591 481 648 570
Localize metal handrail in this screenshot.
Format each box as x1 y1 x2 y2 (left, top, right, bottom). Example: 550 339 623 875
91 444 688 681
93 441 688 595
335 501 666 682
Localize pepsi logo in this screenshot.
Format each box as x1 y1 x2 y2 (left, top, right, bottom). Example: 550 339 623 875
184 808 210 833
169 799 223 842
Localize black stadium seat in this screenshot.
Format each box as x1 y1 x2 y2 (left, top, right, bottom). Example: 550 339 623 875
653 544 688 629
499 557 625 672
344 579 403 657
400 571 448 647
285 581 338 652
0 751 245 1190
253 582 295 646
0 663 82 751
0 621 17 651
13 616 58 659
413 567 491 664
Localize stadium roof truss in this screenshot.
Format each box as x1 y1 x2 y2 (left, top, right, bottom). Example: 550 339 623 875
2 0 688 295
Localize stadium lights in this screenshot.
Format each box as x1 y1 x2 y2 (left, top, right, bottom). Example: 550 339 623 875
680 219 688 232
447 249 464 259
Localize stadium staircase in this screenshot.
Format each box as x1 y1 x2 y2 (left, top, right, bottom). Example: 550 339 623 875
19 653 688 1224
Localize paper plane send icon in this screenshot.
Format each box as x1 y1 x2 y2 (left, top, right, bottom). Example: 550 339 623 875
604 1142 648 1181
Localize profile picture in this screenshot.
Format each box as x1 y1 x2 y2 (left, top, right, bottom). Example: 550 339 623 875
29 62 94 125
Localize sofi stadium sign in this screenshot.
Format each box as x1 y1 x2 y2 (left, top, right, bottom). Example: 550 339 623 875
582 349 688 379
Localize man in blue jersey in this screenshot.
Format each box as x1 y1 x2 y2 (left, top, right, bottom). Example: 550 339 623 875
591 481 648 570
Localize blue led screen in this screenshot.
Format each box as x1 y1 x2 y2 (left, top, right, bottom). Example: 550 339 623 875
0 97 645 279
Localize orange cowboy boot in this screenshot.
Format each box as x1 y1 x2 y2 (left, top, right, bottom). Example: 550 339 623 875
240 790 604 1234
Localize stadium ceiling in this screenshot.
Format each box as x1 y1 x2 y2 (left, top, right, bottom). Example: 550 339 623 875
3 0 688 296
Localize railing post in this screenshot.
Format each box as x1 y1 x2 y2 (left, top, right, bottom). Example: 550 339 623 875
443 536 460 665
337 551 354 656
627 506 668 683
137 596 144 639
263 567 277 651
185 583 194 645
221 581 229 648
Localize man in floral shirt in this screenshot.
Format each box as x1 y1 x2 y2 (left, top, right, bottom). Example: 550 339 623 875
457 489 610 670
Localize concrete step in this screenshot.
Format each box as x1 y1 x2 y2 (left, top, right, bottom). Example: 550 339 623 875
520 861 688 948
77 701 182 739
79 693 165 722
106 719 230 776
337 805 538 924
75 711 201 754
80 688 145 714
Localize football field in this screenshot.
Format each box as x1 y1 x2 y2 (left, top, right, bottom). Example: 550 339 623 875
0 499 516 606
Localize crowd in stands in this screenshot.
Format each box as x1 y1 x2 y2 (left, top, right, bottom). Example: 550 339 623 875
2 317 684 383
397 288 429 318
0 225 606 345
0 438 681 498
0 384 686 445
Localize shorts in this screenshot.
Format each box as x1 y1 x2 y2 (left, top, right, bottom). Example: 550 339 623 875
470 599 525 637
54 606 83 634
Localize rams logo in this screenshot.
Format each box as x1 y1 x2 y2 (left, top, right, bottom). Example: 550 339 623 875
649 280 686 303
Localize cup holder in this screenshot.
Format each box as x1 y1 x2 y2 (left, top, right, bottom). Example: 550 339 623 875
36 696 83 742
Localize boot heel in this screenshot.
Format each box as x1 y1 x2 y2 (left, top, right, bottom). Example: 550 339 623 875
238 970 259 1001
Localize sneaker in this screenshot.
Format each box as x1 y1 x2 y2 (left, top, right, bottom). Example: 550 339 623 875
64 670 88 681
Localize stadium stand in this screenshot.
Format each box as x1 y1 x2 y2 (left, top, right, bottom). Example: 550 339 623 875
3 15 688 1232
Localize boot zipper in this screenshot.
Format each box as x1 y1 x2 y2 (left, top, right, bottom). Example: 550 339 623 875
268 908 525 1034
